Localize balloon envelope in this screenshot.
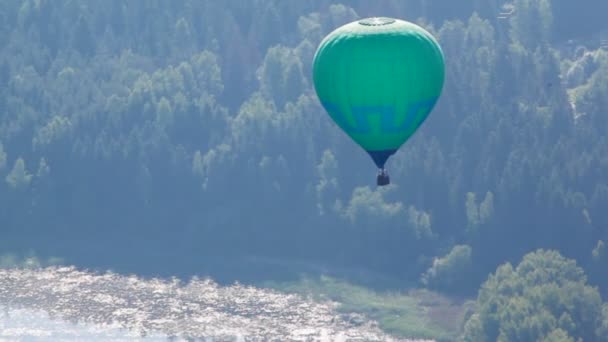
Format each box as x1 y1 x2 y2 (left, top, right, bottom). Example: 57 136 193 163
313 17 445 168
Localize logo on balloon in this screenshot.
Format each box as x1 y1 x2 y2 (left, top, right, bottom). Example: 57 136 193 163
321 98 438 134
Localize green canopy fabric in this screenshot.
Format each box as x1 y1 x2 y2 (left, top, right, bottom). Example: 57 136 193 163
313 17 445 169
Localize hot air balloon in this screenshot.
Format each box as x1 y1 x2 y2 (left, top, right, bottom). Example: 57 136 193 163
313 17 445 186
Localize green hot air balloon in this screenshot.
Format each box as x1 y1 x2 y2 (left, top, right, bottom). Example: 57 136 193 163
313 17 445 186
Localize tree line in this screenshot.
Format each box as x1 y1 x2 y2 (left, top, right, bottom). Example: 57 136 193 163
1 1 608 338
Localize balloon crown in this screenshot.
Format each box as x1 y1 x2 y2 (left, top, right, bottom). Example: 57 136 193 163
358 17 396 26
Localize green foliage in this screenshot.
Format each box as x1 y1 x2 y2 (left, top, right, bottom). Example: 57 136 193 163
600 304 608 338
510 0 554 47
340 186 404 224
0 252 64 269
316 149 339 215
462 313 486 341
408 206 433 239
466 191 494 235
33 115 73 150
479 192 494 223
465 193 480 230
36 157 49 178
0 141 6 170
574 51 608 126
462 250 607 342
267 275 466 340
592 240 605 261
5 157 32 189
422 245 473 293
258 45 306 107
542 329 575 342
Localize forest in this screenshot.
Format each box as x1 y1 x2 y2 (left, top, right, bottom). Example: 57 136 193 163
1 0 608 340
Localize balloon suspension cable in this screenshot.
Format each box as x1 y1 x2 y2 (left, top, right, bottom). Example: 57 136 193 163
376 168 390 186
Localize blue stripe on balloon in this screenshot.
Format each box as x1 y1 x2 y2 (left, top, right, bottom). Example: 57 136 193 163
321 97 437 134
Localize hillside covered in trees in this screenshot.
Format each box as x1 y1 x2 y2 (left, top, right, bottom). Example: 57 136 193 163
1 0 608 340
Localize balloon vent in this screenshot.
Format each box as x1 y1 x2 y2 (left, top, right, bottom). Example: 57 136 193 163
359 17 396 26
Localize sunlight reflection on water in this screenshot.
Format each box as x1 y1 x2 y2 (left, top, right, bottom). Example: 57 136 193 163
0 267 412 341
0 308 177 341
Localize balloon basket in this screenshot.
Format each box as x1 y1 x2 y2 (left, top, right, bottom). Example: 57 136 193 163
377 169 390 186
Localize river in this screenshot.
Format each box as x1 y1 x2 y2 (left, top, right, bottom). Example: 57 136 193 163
0 267 429 341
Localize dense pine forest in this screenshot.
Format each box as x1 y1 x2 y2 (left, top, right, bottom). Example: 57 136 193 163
1 0 608 340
